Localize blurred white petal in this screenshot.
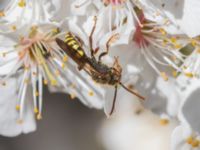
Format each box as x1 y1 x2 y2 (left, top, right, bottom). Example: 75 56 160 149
0 77 36 137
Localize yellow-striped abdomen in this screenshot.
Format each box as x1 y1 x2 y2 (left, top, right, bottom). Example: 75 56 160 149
64 32 85 57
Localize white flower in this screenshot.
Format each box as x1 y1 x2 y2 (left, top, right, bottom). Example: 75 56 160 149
151 0 200 38
156 77 182 117
0 77 36 137
0 0 54 34
171 76 200 150
172 125 200 150
71 0 153 31
0 23 105 123
131 8 189 80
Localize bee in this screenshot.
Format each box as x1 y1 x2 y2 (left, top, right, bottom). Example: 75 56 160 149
56 17 145 115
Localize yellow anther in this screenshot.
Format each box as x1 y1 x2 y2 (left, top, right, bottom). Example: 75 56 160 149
16 105 21 111
29 25 38 37
36 113 42 120
185 72 194 78
35 91 39 97
162 39 168 45
192 140 200 148
61 63 65 69
191 40 197 47
160 72 168 81
186 136 194 145
18 0 26 7
63 55 68 62
89 91 94 96
170 37 177 43
34 107 39 114
186 136 200 148
159 28 167 35
43 79 48 85
70 93 76 100
51 80 57 86
196 49 200 54
175 44 182 49
52 28 59 34
172 71 178 77
11 25 17 31
0 11 5 17
159 119 169 126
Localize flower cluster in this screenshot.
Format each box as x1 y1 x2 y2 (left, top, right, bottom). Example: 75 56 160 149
0 0 200 149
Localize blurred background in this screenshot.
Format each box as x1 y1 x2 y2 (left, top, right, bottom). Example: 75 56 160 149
0 86 176 150
0 87 105 150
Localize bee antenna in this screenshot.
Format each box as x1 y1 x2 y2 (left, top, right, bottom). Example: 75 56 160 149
119 82 145 101
109 85 118 116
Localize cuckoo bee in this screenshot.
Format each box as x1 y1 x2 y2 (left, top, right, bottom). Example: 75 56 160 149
56 17 145 115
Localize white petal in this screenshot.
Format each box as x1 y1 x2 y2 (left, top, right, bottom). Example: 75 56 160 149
0 77 36 137
181 79 200 133
171 125 192 150
155 0 200 37
156 77 182 117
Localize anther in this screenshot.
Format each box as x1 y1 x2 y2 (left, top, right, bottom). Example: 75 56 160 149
0 11 5 17
15 105 21 111
18 0 26 7
63 56 68 62
43 79 48 85
160 72 168 81
159 119 169 126
51 80 57 86
89 91 94 96
34 107 39 114
35 91 39 97
70 93 76 100
10 25 17 31
36 114 42 120
185 72 194 78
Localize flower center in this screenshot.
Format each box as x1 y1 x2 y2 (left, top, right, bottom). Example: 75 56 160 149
132 8 189 80
133 10 149 48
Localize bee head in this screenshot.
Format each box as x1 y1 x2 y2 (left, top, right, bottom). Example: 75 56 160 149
109 57 122 85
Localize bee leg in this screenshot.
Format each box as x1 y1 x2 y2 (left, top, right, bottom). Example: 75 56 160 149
77 64 84 70
98 34 119 62
75 36 84 47
98 46 110 62
89 16 97 57
109 85 118 116
94 47 99 54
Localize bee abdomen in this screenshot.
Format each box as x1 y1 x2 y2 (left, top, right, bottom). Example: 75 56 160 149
64 33 85 57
